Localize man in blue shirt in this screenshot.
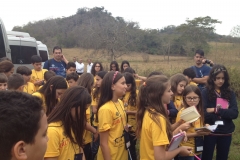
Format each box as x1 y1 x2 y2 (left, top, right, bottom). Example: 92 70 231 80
191 49 211 91
43 46 68 78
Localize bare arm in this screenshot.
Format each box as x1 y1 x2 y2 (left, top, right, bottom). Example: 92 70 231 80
154 145 192 160
85 122 98 141
92 105 97 114
192 76 209 84
62 55 69 64
99 130 111 160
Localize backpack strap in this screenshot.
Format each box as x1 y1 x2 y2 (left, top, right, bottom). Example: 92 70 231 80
47 59 53 70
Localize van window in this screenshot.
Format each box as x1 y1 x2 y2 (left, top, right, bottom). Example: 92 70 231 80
10 45 38 64
0 25 6 58
39 50 48 62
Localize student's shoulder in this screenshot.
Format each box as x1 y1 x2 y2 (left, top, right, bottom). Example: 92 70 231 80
32 91 43 98
42 69 48 73
99 101 113 111
28 82 35 86
202 64 211 70
48 121 63 134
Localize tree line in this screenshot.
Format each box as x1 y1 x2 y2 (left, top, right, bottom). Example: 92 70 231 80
13 7 240 60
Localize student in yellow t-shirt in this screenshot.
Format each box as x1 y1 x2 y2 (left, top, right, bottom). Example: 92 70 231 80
44 86 91 160
30 55 47 90
7 73 25 92
136 75 192 160
16 66 36 94
183 67 198 86
97 71 128 160
91 71 107 159
170 73 188 111
176 85 210 160
77 73 99 160
66 72 79 88
122 72 138 160
32 76 68 115
123 67 143 89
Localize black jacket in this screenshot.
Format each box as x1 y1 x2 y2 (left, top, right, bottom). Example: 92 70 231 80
202 88 238 134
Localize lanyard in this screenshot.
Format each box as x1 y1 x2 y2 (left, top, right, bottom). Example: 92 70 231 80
111 100 127 129
214 90 221 98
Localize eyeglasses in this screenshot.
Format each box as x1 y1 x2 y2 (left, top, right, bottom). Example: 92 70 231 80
95 66 100 68
185 97 199 102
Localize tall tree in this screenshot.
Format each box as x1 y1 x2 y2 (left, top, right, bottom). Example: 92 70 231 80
177 16 221 55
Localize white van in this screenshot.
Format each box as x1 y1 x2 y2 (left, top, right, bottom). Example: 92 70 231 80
37 41 49 66
8 36 39 69
7 31 30 37
0 18 11 59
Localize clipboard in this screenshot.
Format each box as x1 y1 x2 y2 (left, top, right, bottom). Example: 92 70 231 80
167 132 185 151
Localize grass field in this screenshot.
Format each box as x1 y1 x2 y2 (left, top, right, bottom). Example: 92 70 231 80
61 42 240 159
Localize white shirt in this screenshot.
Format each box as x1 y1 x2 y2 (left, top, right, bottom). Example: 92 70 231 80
75 62 84 73
87 63 93 73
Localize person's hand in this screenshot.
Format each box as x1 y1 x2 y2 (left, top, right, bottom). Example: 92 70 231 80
133 74 139 78
93 130 99 142
178 122 191 131
34 80 43 86
179 146 193 156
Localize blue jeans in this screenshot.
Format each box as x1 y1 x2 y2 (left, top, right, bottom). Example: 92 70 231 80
202 135 232 160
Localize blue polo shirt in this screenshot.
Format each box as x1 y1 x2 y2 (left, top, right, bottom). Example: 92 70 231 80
43 58 66 78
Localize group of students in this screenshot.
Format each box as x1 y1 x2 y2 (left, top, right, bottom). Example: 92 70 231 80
0 49 238 160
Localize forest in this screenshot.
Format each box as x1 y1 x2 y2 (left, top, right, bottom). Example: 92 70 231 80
13 7 240 60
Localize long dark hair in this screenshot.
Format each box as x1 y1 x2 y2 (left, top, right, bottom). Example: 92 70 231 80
77 73 94 94
91 61 103 76
123 72 137 106
96 71 124 121
110 61 119 71
93 71 107 101
120 60 130 72
182 85 204 125
136 75 172 141
48 86 91 147
207 64 231 101
39 76 68 116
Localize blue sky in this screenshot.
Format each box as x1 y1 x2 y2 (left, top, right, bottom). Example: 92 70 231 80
0 0 239 35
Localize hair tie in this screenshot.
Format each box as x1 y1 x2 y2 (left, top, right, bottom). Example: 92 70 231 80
212 67 226 75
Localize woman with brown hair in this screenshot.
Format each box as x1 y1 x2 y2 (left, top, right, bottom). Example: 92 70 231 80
44 86 91 160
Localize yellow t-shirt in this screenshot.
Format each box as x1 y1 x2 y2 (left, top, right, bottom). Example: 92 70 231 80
135 79 142 89
23 82 36 94
44 121 83 160
91 90 99 127
32 92 46 112
174 95 183 111
189 81 198 86
97 100 128 160
140 110 169 160
83 107 92 144
30 69 47 90
176 108 202 155
122 91 138 131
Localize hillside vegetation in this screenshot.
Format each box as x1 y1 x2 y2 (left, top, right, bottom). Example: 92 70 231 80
13 7 240 61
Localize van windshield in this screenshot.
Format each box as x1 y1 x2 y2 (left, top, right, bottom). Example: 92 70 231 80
10 45 38 64
0 25 6 58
